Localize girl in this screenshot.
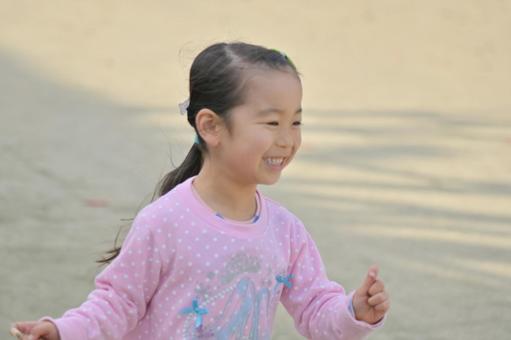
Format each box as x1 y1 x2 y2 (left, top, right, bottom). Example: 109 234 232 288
13 41 389 339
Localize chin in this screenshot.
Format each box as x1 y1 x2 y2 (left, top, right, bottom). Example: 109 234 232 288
259 174 281 186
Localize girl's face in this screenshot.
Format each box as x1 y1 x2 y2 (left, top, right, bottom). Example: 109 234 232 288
218 69 303 186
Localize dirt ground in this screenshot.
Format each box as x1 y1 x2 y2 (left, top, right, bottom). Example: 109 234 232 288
1 1 510 339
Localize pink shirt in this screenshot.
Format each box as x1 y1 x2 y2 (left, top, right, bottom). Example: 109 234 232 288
42 176 384 339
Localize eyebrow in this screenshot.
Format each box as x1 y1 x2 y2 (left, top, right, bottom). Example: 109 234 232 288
258 107 303 115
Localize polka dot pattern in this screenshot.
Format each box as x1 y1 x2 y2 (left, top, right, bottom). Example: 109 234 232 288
42 176 383 339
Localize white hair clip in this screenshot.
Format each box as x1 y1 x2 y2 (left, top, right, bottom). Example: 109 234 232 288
178 98 190 115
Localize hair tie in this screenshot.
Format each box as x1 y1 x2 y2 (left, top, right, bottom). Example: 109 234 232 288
270 48 295 68
178 98 190 115
178 98 200 145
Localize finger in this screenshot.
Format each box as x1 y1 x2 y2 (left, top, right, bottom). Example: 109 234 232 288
13 322 37 334
374 299 390 312
368 279 385 296
9 326 23 340
367 291 388 306
357 264 379 295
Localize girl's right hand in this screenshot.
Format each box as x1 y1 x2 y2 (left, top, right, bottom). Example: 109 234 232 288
11 321 59 340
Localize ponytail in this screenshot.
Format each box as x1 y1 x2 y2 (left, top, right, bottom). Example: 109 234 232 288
96 144 203 265
152 143 203 199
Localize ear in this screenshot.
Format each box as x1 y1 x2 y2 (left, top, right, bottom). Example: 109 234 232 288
195 108 224 147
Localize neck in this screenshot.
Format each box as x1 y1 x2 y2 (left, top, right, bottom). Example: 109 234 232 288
192 162 258 221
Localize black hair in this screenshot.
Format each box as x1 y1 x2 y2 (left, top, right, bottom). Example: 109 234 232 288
97 41 301 264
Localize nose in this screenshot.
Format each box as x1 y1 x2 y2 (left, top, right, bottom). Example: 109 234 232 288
276 128 295 148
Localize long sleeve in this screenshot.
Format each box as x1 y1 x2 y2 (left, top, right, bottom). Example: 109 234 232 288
40 207 166 339
280 218 384 340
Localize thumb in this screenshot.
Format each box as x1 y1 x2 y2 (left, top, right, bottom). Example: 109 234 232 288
13 322 36 334
356 264 379 296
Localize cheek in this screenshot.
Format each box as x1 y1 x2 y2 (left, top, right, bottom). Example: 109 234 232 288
233 131 269 161
245 130 273 152
293 130 302 150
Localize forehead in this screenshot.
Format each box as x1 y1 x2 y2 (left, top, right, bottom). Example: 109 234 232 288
240 69 302 113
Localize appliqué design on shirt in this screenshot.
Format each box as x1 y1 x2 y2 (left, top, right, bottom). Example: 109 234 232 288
180 251 289 339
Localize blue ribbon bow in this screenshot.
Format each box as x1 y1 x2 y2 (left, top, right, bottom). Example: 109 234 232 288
275 274 293 289
180 298 208 328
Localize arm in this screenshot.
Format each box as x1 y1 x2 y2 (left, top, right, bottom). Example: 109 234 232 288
39 208 166 339
280 219 385 340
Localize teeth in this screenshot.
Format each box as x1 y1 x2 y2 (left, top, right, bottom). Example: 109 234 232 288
265 158 284 165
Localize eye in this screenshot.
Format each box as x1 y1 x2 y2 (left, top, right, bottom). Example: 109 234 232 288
266 121 302 127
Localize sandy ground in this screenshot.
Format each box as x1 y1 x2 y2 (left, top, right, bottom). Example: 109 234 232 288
1 1 510 339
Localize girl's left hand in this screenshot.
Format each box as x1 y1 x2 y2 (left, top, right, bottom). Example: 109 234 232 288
352 264 390 324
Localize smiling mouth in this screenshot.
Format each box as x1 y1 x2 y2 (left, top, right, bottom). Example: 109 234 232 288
264 157 287 166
